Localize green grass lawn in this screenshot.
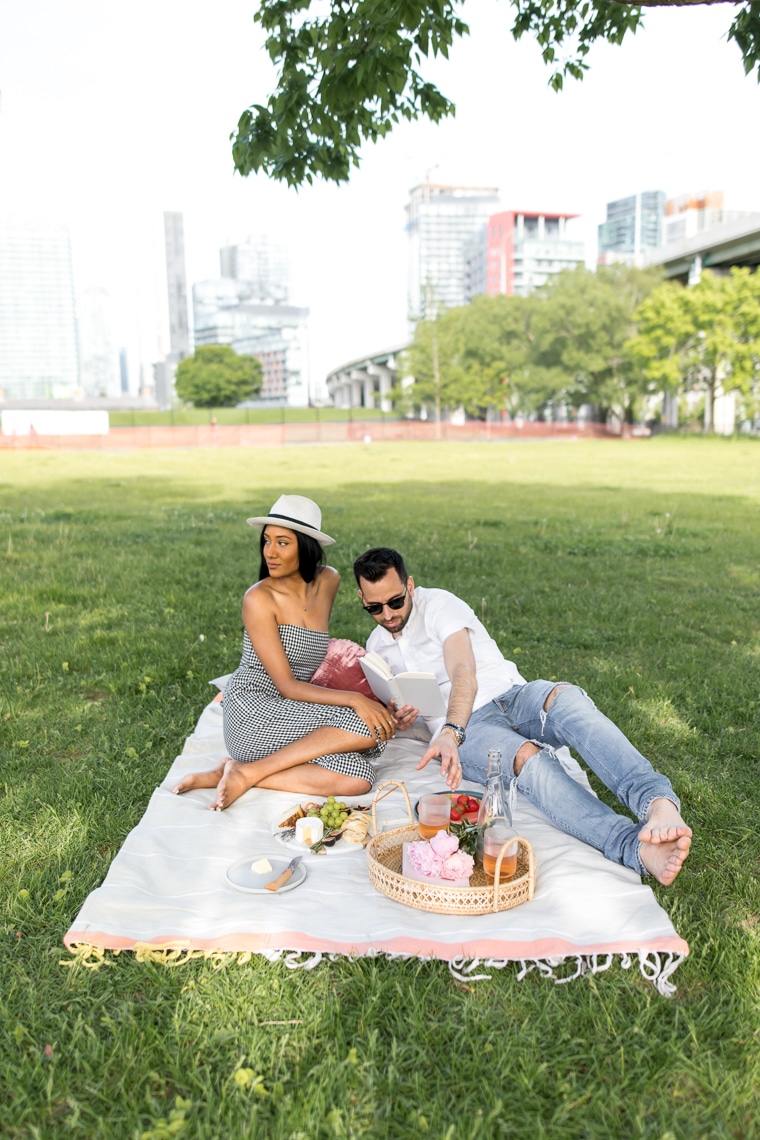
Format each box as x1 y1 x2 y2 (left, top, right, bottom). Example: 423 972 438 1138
2 437 759 1138
108 406 389 427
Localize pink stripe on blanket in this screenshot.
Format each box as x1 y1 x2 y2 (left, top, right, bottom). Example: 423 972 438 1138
64 928 689 959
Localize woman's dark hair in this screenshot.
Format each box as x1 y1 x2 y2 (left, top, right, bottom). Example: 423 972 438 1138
353 547 408 585
258 529 324 583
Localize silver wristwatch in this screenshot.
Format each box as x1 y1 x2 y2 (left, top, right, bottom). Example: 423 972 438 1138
441 722 466 746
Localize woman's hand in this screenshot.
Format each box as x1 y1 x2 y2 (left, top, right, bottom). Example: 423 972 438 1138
351 694 396 742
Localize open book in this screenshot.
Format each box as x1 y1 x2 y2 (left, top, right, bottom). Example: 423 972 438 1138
359 652 446 717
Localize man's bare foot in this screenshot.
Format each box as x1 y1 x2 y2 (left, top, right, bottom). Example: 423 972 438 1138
209 759 257 810
173 764 226 795
638 798 693 844
639 835 691 885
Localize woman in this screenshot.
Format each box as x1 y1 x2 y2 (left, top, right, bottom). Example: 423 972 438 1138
174 495 396 810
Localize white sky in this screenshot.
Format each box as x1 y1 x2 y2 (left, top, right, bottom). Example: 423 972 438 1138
1 0 759 398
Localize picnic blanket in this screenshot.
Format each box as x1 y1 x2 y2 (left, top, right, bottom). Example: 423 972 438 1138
65 699 689 995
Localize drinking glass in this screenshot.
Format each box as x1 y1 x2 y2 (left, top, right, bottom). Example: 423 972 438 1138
418 794 450 840
482 820 518 882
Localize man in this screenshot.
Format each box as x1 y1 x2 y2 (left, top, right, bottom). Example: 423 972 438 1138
353 547 691 886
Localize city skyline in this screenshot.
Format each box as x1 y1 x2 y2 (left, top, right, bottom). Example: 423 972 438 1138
1 0 759 400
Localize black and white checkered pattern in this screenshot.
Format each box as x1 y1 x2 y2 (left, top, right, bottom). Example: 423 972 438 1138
222 624 381 785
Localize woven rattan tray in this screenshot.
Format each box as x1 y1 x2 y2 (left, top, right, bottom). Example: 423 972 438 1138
366 780 535 916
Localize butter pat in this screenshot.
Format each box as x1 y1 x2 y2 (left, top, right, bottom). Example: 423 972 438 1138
295 816 324 846
251 857 272 874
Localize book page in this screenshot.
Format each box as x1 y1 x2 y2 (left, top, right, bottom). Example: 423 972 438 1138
361 651 393 679
358 657 403 707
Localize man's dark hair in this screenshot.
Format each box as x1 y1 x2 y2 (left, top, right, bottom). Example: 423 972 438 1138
259 530 324 583
353 547 408 586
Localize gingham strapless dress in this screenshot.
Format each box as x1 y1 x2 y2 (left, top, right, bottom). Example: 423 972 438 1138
222 624 381 784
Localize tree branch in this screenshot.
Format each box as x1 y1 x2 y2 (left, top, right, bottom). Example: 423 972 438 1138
613 0 736 6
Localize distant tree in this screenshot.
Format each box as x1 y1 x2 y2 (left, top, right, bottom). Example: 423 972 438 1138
452 294 527 417
400 266 663 422
438 293 553 418
400 307 465 424
627 268 760 431
530 264 662 422
233 0 760 186
174 345 263 408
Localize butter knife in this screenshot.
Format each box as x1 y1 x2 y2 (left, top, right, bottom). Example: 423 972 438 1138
265 856 302 892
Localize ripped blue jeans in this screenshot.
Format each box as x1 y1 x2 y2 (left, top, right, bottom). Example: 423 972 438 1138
459 680 680 875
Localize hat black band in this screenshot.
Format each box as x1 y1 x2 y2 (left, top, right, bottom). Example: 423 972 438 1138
268 511 318 532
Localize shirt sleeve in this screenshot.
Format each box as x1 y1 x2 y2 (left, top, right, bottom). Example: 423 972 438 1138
425 590 479 645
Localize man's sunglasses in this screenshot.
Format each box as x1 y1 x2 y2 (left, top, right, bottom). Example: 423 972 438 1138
361 587 408 616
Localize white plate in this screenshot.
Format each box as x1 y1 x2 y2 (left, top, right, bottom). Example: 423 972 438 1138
226 854 307 894
272 829 369 857
272 801 372 857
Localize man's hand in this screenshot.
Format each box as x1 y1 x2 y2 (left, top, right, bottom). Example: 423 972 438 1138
416 731 462 790
391 701 419 732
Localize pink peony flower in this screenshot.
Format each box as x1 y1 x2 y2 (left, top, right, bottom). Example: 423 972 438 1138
407 841 443 877
440 850 475 880
429 831 459 859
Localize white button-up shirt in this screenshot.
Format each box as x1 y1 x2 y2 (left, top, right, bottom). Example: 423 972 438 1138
366 586 525 736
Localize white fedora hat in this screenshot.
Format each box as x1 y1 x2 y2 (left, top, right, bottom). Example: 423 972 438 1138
246 494 335 546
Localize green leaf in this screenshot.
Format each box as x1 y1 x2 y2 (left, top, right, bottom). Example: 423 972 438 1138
232 0 753 186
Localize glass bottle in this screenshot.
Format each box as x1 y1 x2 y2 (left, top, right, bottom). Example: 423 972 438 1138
477 749 518 882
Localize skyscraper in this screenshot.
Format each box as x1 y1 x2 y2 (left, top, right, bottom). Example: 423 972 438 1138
192 236 309 406
164 211 190 358
0 221 79 399
220 237 289 303
156 211 190 406
464 210 584 299
406 183 500 319
597 191 666 265
77 286 119 397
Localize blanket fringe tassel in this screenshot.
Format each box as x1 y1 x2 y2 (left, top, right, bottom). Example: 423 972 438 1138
62 943 685 994
448 950 686 996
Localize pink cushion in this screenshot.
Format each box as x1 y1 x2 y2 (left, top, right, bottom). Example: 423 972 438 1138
310 638 381 703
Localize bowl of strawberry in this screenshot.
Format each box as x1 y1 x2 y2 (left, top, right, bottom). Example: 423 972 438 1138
414 792 482 824
449 793 482 824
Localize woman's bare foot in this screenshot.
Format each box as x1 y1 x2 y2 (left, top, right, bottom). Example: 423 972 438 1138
209 759 257 810
173 763 226 795
638 798 693 844
639 835 691 885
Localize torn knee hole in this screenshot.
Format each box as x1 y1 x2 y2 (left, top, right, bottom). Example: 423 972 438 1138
543 683 568 712
513 741 541 775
